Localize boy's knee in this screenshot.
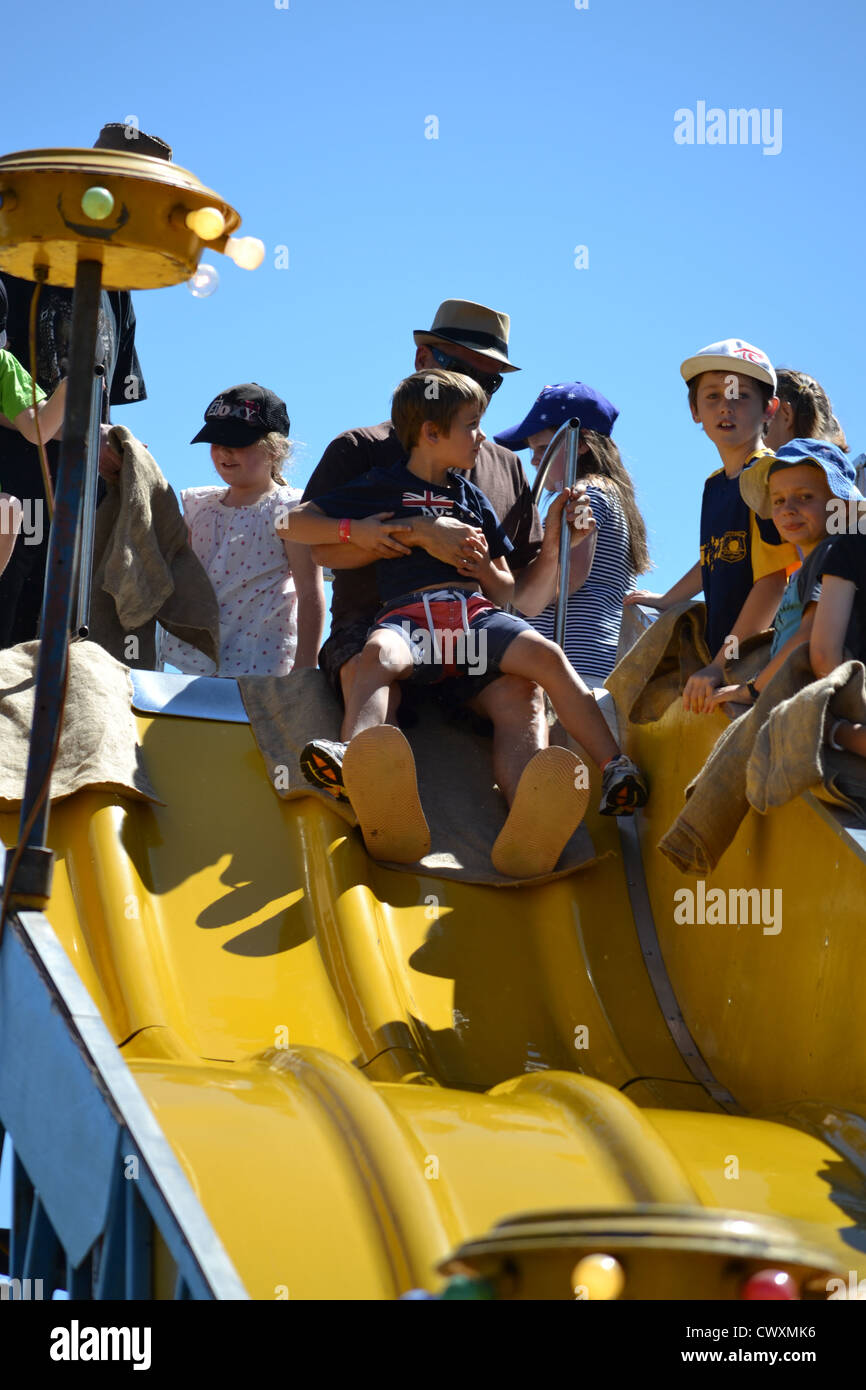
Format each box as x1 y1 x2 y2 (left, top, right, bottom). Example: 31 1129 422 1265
359 635 406 678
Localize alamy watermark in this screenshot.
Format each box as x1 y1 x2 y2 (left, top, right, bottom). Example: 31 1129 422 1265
674 102 782 156
0 497 44 545
673 880 782 935
400 619 487 675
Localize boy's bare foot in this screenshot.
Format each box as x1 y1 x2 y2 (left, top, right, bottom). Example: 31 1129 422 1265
492 746 590 878
342 726 431 864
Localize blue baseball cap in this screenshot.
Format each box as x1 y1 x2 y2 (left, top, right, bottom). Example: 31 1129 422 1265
740 438 862 519
493 382 618 451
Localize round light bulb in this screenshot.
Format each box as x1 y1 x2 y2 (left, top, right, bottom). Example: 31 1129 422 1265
81 187 115 221
225 236 265 270
187 263 219 298
741 1268 798 1301
572 1253 625 1301
185 206 226 241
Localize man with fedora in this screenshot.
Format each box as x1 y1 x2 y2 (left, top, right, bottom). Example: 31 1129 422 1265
301 298 586 864
0 121 168 649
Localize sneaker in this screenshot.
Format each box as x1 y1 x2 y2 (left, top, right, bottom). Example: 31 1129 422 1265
599 754 648 817
300 738 349 801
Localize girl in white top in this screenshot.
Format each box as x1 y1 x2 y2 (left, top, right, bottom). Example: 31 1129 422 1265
159 383 325 677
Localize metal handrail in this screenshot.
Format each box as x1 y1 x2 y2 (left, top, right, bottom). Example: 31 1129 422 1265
73 364 106 637
527 417 581 649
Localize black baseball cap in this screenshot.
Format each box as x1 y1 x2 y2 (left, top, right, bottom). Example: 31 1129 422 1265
191 384 290 446
0 279 7 349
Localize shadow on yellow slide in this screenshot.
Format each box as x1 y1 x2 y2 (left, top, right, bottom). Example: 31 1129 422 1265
3 688 866 1299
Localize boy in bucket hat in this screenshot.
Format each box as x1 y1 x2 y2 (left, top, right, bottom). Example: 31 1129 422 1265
710 439 863 708
625 338 798 712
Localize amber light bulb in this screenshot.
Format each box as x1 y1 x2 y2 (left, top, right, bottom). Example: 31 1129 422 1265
185 206 226 241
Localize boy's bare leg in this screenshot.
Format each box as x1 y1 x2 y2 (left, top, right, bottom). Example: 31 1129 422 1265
339 651 403 727
338 632 428 863
465 674 548 806
499 632 619 767
340 631 413 741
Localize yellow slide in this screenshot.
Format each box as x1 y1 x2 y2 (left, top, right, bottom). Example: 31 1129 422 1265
3 675 865 1300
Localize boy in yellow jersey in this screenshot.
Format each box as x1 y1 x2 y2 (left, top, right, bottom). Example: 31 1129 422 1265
625 339 796 711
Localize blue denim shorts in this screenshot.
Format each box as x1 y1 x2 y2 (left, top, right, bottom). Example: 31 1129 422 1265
372 587 535 687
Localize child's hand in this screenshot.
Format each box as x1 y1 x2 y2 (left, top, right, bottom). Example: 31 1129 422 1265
624 590 666 610
456 532 489 577
709 683 751 708
567 488 596 547
544 487 597 550
351 513 414 556
682 663 724 714
98 424 123 479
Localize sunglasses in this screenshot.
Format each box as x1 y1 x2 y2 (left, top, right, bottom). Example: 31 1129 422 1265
430 346 503 397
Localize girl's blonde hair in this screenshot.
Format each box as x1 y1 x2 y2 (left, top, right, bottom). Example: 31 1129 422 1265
261 431 292 484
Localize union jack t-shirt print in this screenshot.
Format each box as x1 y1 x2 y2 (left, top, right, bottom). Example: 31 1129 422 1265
401 489 455 516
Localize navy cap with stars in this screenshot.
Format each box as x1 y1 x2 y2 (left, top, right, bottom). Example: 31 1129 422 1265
494 382 619 451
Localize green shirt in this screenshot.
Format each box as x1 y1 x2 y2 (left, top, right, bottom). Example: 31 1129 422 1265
0 348 45 424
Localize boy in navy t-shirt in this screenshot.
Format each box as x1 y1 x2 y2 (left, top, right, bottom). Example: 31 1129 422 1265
284 369 648 875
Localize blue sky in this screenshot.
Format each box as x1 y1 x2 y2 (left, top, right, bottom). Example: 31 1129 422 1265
1 0 864 1274
3 0 865 604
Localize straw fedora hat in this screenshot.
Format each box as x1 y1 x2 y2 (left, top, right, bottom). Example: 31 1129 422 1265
414 298 519 371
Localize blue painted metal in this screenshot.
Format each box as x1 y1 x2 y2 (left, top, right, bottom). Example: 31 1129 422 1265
0 907 248 1299
0 913 120 1265
130 669 249 723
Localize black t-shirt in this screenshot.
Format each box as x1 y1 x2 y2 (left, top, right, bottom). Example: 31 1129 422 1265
0 272 146 405
302 421 542 633
0 273 147 649
310 461 513 602
817 532 866 662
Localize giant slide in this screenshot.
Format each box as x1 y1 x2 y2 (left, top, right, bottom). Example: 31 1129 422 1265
2 673 865 1301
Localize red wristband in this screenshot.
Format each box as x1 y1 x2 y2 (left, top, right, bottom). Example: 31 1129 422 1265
338 518 352 543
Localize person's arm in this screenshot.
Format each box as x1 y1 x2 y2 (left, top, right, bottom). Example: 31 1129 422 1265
683 569 788 713
710 604 818 707
511 488 597 617
280 501 414 556
282 535 326 668
477 551 515 608
625 560 702 611
312 512 483 571
12 378 67 443
810 574 856 678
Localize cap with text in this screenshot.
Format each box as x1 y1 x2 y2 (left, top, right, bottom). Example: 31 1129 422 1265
191 384 290 446
680 339 777 391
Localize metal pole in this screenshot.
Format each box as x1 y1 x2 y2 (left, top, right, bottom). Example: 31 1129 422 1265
73 364 106 636
14 259 103 864
553 417 581 650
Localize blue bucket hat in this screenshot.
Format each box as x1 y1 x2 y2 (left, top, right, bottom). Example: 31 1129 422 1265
493 382 618 451
740 437 862 519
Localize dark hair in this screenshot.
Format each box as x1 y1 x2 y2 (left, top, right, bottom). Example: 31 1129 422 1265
687 373 775 413
773 368 849 451
577 431 651 575
391 369 487 452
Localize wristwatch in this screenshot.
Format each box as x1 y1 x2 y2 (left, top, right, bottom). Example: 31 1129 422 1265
746 678 760 703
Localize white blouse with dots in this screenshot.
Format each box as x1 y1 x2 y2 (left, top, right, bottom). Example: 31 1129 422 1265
159 483 301 677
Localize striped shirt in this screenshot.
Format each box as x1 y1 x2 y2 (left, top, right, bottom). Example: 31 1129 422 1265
530 482 634 686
